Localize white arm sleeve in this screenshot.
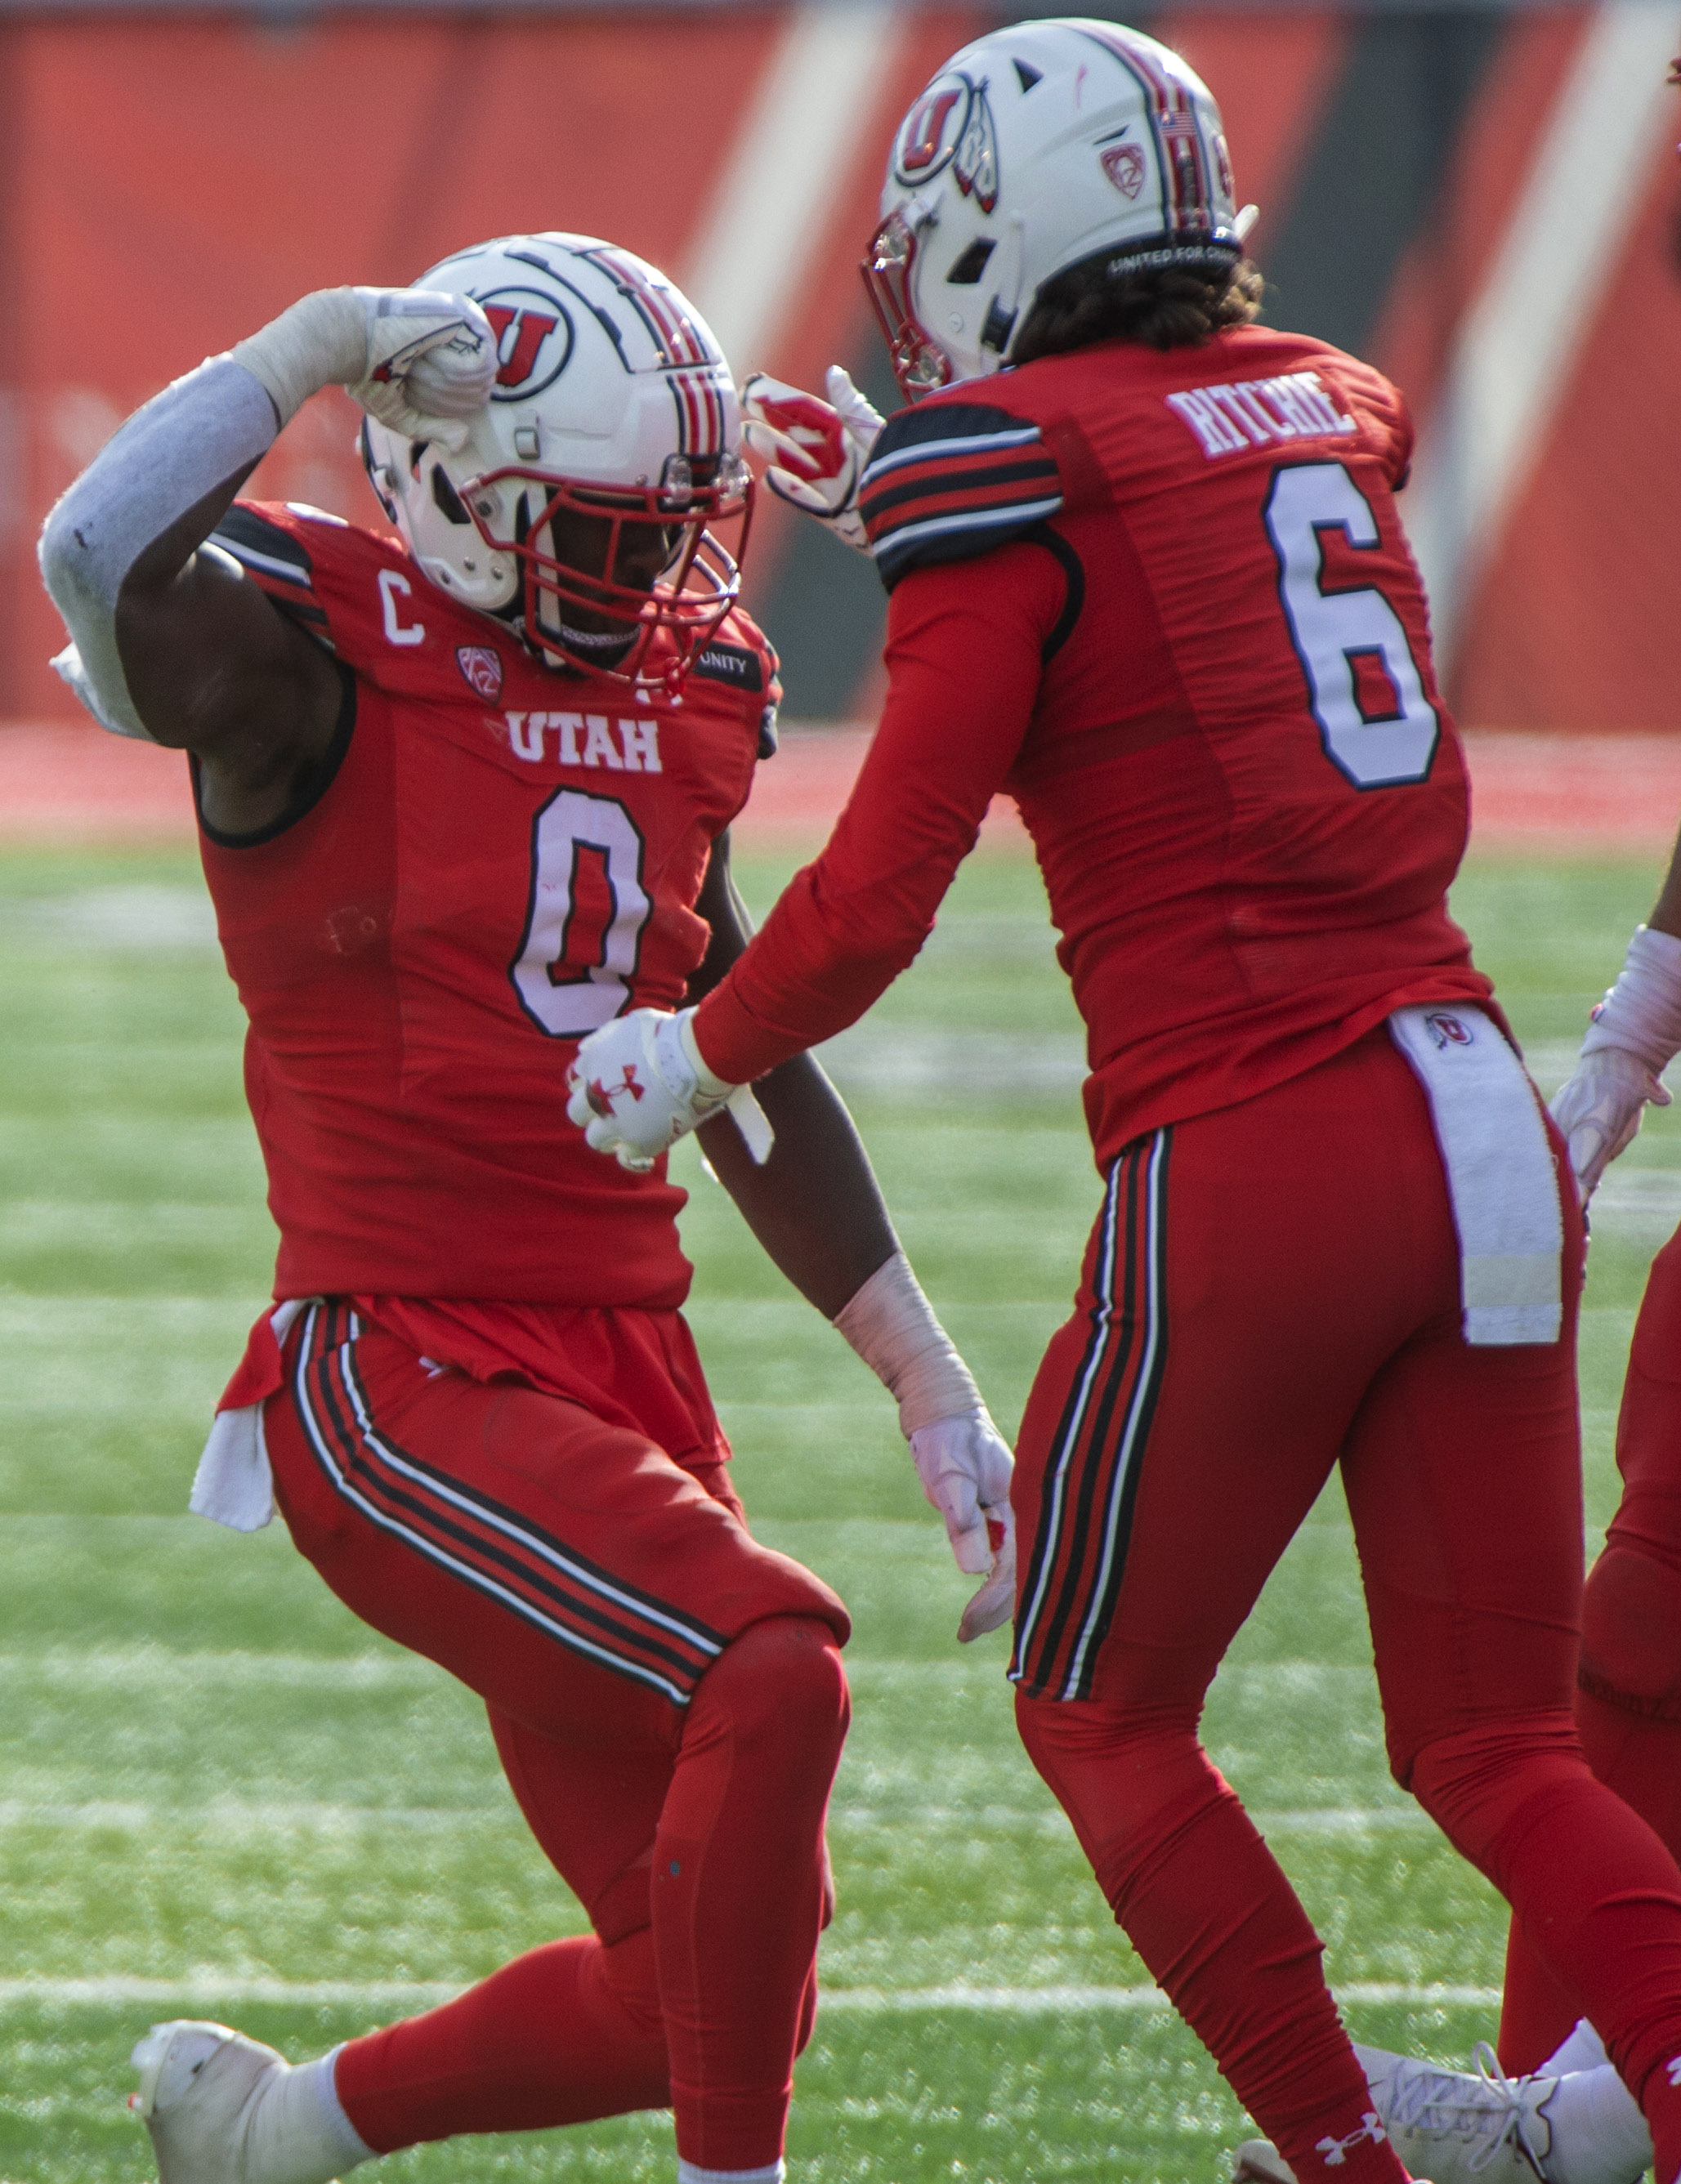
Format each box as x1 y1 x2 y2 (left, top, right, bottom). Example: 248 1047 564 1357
37 284 494 744
37 355 280 742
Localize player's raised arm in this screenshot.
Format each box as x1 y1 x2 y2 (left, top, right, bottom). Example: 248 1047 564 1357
682 830 1015 1642
37 285 494 831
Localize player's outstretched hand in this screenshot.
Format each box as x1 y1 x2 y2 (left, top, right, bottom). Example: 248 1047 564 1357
346 288 498 449
910 1410 1017 1642
740 366 884 552
1549 1044 1670 1203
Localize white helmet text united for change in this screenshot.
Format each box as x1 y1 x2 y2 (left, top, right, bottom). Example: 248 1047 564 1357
360 233 752 694
864 19 1255 400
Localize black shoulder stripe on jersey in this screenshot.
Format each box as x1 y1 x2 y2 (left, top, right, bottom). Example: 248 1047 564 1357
870 507 1062 591
689 641 764 695
211 504 315 591
865 399 1043 465
861 455 1062 526
757 704 779 761
861 400 1063 592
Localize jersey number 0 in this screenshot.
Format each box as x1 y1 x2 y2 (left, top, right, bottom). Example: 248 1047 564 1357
1263 461 1439 791
510 788 651 1037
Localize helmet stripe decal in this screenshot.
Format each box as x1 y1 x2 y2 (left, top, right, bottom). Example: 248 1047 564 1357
1075 25 1214 235
673 373 698 455
588 243 713 368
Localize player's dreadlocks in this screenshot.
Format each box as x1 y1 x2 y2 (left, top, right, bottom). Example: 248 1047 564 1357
1011 248 1265 364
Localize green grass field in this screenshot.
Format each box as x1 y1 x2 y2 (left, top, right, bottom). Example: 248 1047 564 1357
0 835 1675 2183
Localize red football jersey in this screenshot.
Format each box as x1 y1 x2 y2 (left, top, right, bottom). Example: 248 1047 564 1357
696 326 1496 1162
199 501 779 1306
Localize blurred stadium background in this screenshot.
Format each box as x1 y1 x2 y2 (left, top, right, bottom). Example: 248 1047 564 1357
2 0 1680 729
6 4 1681 2179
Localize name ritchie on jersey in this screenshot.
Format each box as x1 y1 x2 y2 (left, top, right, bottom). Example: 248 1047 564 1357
505 710 662 771
1165 370 1356 461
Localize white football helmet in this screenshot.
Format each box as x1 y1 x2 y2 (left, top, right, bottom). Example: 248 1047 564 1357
360 233 752 693
864 18 1254 400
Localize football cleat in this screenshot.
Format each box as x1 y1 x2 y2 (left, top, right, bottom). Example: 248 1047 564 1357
1231 2143 1440 2183
130 2019 357 2184
1352 2041 1555 2181
1232 2142 1298 2182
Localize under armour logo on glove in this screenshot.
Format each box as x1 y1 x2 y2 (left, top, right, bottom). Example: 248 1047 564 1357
585 1066 645 1113
1667 2055 1681 2088
567 1007 774 1172
1316 2114 1387 2166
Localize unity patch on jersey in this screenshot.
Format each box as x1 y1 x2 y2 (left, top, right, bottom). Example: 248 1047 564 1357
689 641 764 695
859 402 1063 588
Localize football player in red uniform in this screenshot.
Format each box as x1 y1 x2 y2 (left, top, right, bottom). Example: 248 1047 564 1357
38 234 1014 2184
568 25 1681 2184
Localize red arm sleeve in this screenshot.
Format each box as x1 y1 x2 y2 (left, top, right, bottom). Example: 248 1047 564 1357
693 538 1065 1082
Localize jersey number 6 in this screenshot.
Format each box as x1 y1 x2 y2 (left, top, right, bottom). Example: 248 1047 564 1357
1263 461 1440 791
510 788 651 1038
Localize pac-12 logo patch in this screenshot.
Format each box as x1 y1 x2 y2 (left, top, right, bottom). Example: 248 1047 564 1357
475 286 576 401
456 644 504 702
1425 1012 1473 1049
1101 141 1147 199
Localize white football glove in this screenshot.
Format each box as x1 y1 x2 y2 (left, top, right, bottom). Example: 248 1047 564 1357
910 1410 1017 1642
231 286 496 449
1551 1047 1670 1201
740 366 885 552
346 288 498 447
567 1007 773 1172
1549 923 1681 1201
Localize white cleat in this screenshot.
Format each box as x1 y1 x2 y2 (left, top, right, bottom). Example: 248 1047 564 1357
1232 2142 1298 2182
130 2019 359 2184
1352 2042 1555 2181
1231 2142 1439 2183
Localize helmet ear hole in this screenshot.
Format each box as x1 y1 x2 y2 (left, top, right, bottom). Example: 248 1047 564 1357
430 466 472 526
947 239 995 285
981 300 1018 354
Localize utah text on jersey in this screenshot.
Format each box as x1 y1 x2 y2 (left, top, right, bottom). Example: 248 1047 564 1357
506 712 663 770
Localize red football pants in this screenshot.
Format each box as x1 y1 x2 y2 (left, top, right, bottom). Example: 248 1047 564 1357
1501 1222 1681 2072
1009 1029 1681 2183
262 1302 851 2171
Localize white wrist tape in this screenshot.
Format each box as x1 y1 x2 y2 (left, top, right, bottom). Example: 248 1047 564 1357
233 286 496 445
833 1249 981 1437
1581 925 1681 1077
675 1009 775 1163
230 288 374 427
38 355 279 741
678 1007 735 1099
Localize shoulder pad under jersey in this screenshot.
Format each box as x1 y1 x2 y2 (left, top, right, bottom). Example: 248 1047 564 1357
858 400 1064 591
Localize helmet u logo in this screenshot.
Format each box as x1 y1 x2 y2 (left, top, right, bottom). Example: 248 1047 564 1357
484 305 559 389
901 89 962 172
